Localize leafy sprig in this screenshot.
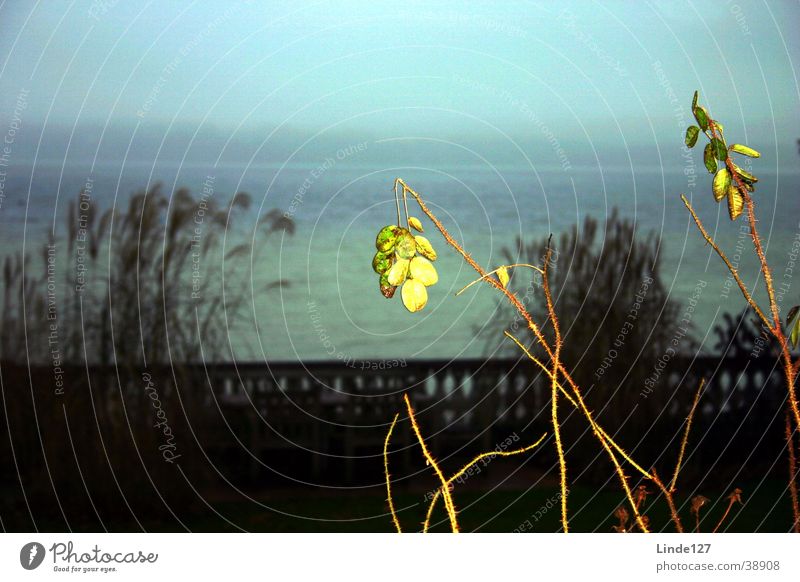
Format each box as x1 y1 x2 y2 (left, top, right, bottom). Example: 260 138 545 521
685 91 761 220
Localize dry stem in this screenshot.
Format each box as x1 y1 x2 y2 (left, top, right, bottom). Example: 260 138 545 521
785 411 800 533
683 117 800 530
397 178 701 533
399 179 644 522
383 413 402 533
670 379 705 492
403 394 460 532
422 433 547 532
542 242 569 532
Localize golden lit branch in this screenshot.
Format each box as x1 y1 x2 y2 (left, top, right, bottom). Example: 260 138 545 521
670 379 705 493
785 412 800 533
383 413 402 533
403 393 460 533
504 331 654 481
503 332 651 531
422 433 547 532
541 243 569 532
680 195 770 329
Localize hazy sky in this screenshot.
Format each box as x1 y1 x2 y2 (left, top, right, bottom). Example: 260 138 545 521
1 1 799 156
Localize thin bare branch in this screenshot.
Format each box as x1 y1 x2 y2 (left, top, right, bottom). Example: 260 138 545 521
670 379 705 492
383 413 402 533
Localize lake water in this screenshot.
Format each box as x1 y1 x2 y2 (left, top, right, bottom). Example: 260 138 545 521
1 158 798 362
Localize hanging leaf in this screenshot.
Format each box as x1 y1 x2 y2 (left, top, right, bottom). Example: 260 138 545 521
395 230 417 259
732 163 758 184
712 137 727 161
408 216 424 232
372 251 393 274
414 236 437 261
694 106 709 131
497 266 510 288
730 144 760 158
712 168 731 202
376 225 400 252
791 316 800 349
387 258 410 286
685 126 700 148
401 279 428 313
703 143 717 173
727 187 744 220
379 273 397 299
409 256 438 286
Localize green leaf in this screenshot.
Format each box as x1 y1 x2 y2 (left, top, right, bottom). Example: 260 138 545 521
732 163 758 184
703 143 717 173
787 305 800 327
394 231 417 259
712 138 727 161
685 126 700 148
694 106 709 131
376 225 400 252
408 216 424 233
372 251 393 274
712 168 731 202
730 144 761 158
791 316 800 349
692 91 699 110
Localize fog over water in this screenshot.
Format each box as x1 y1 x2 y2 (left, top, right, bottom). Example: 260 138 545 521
1 0 799 361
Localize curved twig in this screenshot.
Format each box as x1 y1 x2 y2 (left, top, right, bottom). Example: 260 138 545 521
422 433 547 532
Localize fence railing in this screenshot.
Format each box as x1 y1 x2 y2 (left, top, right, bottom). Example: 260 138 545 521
198 354 785 481
3 354 787 484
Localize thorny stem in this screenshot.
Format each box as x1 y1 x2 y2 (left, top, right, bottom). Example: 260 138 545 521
504 331 657 482
403 394 460 533
542 241 569 533
651 469 684 533
683 191 800 432
398 178 688 533
786 411 800 533
710 120 780 329
680 195 770 328
686 118 800 531
707 124 799 431
670 379 705 493
501 335 652 532
422 434 547 532
383 413 402 533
